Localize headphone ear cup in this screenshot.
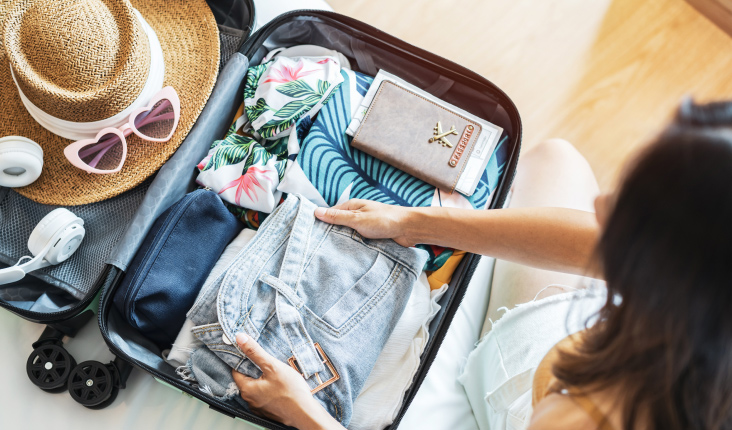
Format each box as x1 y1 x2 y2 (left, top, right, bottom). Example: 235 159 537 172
44 222 85 265
28 208 80 257
0 136 43 188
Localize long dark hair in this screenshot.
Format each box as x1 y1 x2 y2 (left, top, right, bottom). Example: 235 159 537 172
553 99 732 430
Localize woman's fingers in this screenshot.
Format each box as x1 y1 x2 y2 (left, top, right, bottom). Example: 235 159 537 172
332 199 367 211
231 368 258 391
314 206 358 226
314 199 374 226
236 333 276 373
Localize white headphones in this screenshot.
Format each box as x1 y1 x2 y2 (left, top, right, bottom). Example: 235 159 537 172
0 208 85 285
0 136 44 188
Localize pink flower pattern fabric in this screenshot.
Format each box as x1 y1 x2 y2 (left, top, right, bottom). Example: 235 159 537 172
261 59 320 84
244 56 344 140
217 166 275 206
196 56 344 213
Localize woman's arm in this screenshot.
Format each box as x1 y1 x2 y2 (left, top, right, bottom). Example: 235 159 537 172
314 200 601 278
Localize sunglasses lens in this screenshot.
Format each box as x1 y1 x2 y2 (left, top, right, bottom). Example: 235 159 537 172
133 98 176 140
77 132 124 171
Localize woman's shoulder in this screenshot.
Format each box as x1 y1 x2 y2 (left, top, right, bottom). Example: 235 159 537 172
528 393 599 430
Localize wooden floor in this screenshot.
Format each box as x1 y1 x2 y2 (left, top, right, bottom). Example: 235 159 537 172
328 0 732 190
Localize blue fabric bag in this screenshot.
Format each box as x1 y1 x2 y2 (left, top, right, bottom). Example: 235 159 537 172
113 189 242 347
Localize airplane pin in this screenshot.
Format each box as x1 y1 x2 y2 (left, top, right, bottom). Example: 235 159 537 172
429 121 458 147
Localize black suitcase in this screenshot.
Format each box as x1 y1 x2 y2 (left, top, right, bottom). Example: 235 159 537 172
97 9 522 428
0 0 254 406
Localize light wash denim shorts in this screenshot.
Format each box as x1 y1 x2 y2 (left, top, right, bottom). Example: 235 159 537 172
186 194 428 426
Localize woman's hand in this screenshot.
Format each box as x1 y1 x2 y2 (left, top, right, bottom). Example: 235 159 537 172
314 199 417 247
231 333 345 430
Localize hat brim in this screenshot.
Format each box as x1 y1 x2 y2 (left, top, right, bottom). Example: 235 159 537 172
0 0 220 206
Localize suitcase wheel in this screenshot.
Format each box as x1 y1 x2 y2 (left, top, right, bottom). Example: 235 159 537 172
26 343 77 392
68 360 119 409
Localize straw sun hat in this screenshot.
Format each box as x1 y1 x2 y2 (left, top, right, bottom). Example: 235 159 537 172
0 0 220 205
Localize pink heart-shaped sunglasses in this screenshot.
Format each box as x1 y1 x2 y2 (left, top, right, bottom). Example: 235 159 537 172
64 86 180 174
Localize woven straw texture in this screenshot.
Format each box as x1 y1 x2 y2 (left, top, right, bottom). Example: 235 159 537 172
5 0 151 122
0 0 219 206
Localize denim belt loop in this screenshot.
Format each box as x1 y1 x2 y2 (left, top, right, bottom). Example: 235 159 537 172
260 195 324 378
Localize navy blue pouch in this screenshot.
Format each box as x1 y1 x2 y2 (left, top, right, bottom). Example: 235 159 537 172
113 189 243 348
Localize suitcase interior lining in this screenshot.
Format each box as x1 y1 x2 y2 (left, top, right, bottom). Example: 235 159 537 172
103 15 518 425
0 261 78 313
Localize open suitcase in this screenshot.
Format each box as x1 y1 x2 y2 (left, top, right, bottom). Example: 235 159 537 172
0 0 254 407
97 10 522 429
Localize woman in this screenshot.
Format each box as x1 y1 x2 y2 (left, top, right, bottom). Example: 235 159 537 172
230 100 732 430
